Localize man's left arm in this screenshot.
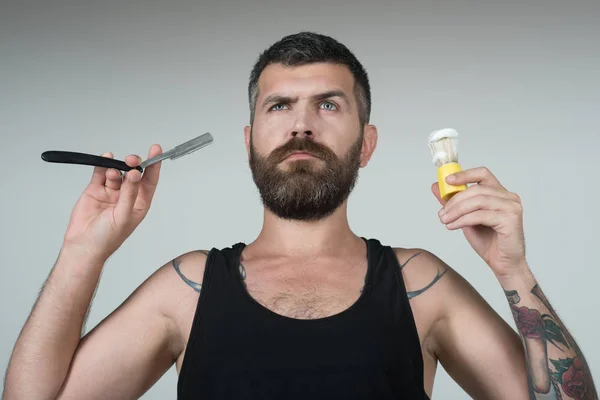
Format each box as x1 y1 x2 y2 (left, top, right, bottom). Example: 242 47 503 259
500 265 596 399
430 167 597 400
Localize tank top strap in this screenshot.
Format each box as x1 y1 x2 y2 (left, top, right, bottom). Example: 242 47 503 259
362 238 427 397
363 238 413 300
200 242 245 290
177 242 246 395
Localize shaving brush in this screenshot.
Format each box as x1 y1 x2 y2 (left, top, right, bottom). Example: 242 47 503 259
428 128 467 201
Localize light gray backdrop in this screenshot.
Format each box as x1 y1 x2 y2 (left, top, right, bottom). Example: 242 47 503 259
1 0 599 398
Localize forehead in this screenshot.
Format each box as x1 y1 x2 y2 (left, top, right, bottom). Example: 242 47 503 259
257 62 355 98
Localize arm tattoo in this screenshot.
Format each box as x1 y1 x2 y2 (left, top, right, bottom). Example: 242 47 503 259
399 252 423 271
505 284 598 399
398 252 448 300
504 289 521 305
407 268 447 300
171 250 209 293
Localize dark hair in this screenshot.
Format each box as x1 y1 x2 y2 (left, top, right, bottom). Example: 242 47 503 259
248 31 371 126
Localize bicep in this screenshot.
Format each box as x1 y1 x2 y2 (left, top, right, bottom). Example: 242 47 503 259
432 268 530 399
56 261 190 400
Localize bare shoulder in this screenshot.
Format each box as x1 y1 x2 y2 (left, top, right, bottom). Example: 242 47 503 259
153 249 211 317
390 248 493 348
105 249 210 325
391 247 496 319
158 249 210 296
391 248 483 302
144 249 211 361
392 248 449 301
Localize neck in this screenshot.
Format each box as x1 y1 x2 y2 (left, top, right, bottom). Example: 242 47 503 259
249 201 362 258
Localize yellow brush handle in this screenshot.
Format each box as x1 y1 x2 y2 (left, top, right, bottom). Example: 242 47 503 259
437 162 467 201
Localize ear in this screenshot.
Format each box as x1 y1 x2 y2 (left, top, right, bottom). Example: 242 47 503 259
359 124 378 167
244 125 251 161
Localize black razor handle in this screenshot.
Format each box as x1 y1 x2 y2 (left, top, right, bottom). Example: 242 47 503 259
41 151 143 172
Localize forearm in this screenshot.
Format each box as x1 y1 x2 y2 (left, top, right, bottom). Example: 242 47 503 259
4 246 105 399
499 266 598 400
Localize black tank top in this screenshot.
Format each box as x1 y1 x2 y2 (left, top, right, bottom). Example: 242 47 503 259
177 238 429 399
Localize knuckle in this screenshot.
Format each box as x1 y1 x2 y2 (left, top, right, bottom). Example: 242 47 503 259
444 197 456 209
469 185 483 194
474 194 490 205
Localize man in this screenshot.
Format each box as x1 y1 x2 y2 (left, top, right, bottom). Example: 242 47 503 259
4 32 597 399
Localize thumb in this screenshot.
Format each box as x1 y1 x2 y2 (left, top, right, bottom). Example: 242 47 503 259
431 182 446 206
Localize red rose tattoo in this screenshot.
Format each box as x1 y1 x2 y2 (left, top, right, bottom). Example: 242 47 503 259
561 357 593 399
511 305 544 338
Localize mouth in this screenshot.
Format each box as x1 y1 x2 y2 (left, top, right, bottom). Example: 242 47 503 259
283 151 319 161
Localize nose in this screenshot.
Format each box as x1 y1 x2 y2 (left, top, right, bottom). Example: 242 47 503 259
290 108 315 138
292 129 312 138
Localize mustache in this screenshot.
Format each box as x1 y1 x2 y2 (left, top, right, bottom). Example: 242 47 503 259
268 138 337 164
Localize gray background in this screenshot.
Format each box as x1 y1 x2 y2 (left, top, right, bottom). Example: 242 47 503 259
1 0 599 398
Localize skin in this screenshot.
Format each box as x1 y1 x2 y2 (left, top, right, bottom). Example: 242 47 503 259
4 62 596 400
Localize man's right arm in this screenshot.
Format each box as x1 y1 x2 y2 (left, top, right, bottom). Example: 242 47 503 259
3 248 208 400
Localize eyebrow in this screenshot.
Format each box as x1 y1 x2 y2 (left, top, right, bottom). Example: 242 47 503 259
261 90 351 109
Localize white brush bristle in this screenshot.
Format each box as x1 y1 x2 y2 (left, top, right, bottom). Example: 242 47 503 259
428 136 459 167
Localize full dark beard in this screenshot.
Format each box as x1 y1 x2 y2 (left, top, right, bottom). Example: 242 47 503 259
249 134 363 221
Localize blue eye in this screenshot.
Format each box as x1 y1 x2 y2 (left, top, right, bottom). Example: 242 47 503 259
320 101 337 111
271 103 288 111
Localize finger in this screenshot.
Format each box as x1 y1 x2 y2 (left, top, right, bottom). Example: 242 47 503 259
124 154 142 169
440 194 513 225
90 152 113 186
442 184 520 213
104 168 123 191
431 182 445 206
141 144 162 186
446 166 506 190
107 153 141 192
114 157 143 223
445 210 502 230
135 144 163 210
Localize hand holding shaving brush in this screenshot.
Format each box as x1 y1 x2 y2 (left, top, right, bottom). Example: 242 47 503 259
428 128 467 202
